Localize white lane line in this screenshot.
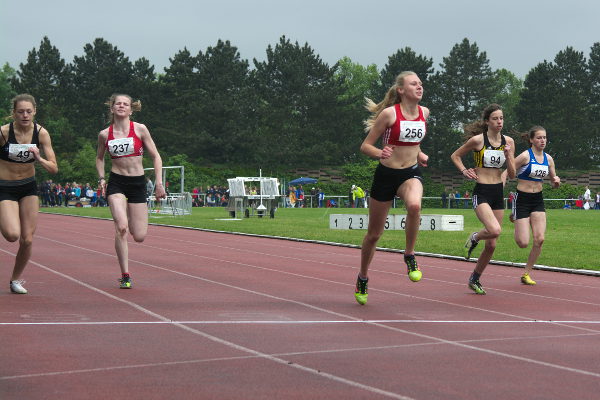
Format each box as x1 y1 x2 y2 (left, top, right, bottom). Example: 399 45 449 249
0 248 413 400
3 320 600 326
4 331 600 381
58 227 600 306
35 232 600 329
12 237 600 380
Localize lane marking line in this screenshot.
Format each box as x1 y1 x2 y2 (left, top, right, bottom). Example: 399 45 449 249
2 319 600 326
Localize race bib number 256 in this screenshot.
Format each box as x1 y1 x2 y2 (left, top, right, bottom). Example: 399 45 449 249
399 120 426 143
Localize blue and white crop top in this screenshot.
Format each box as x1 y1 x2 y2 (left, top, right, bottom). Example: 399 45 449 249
516 148 549 181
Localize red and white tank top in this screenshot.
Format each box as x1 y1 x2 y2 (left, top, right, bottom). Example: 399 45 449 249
381 104 427 146
106 121 144 159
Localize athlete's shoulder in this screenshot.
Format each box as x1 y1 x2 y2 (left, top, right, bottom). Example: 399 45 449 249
36 123 48 135
516 148 530 158
381 105 396 116
469 133 484 145
378 106 397 125
36 125 51 141
133 121 149 134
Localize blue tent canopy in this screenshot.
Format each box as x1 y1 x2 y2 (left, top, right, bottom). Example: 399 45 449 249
288 177 317 185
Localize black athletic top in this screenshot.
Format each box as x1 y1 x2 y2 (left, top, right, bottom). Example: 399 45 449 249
0 122 40 163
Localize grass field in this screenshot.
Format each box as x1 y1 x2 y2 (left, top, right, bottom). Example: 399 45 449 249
42 206 600 271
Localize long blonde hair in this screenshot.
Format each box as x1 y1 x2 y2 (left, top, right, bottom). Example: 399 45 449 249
105 93 142 124
363 71 416 132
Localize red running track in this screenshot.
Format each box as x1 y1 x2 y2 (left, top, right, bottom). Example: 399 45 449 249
1 213 599 400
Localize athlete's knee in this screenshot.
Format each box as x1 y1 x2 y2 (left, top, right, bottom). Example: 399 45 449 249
19 235 33 248
132 233 146 243
405 202 421 215
533 235 545 248
364 231 382 245
3 231 20 243
115 225 128 237
515 238 529 248
486 225 502 238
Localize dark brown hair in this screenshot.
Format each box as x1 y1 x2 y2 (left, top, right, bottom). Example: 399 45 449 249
463 103 503 140
520 125 546 147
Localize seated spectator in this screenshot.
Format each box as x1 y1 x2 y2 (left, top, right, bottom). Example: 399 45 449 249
207 193 216 207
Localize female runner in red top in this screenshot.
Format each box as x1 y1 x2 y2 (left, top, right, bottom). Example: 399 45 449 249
354 71 430 305
96 94 166 288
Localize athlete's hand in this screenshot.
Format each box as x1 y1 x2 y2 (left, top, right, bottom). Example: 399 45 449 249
380 146 394 160
552 176 561 188
29 145 41 161
418 151 428 167
462 168 478 180
503 142 513 158
154 183 167 199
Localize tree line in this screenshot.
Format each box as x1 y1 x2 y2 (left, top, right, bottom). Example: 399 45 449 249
1 35 599 188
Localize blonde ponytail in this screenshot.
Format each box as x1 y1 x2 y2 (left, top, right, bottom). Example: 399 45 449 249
363 71 416 132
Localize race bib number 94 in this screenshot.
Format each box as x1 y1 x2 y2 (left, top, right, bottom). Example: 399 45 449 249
482 149 505 168
108 137 134 157
399 120 426 143
8 143 37 162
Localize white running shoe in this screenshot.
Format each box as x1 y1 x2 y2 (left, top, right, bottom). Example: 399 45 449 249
10 280 28 294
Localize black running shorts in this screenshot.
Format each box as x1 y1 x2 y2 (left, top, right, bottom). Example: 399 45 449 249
369 163 423 202
106 172 147 203
0 176 37 202
512 190 545 220
472 182 504 210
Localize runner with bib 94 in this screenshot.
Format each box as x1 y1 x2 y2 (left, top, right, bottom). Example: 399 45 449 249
450 104 515 295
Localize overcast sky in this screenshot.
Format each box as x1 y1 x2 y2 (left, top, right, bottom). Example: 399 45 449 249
1 0 598 79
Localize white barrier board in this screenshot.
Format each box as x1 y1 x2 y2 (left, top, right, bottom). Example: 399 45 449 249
329 214 463 231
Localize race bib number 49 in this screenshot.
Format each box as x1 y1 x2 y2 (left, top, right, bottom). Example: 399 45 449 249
399 120 426 143
108 137 134 157
8 143 37 162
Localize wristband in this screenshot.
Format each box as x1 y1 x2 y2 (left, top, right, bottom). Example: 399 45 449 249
461 169 467 173
98 177 105 183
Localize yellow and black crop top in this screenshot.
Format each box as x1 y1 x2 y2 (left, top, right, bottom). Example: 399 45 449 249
473 133 506 169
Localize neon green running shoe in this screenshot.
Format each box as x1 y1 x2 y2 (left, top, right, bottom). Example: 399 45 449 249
405 255 422 282
521 273 536 285
119 275 132 289
354 276 368 305
468 279 486 295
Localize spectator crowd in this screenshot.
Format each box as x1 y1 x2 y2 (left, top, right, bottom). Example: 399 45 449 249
38 180 106 207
